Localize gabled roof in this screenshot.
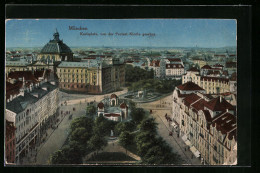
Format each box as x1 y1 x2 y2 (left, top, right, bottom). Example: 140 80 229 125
201 65 212 69
120 102 128 109
212 112 237 136
111 94 118 99
187 67 199 72
191 99 207 112
177 82 204 91
97 102 104 109
183 93 201 107
167 58 182 62
205 96 235 112
8 71 38 83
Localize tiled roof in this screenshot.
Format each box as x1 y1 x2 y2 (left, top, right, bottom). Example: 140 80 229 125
230 72 237 81
225 61 237 68
120 102 128 109
104 113 120 117
213 64 224 67
212 112 237 136
6 61 30 67
97 102 104 109
167 58 182 62
166 64 184 69
111 94 118 99
6 82 58 114
187 67 199 72
202 110 212 122
205 96 235 112
201 65 212 69
177 82 204 91
8 71 38 83
58 61 99 68
6 81 23 101
191 99 207 112
183 93 201 107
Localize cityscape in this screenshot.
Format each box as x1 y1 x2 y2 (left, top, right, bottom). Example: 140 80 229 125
5 19 237 165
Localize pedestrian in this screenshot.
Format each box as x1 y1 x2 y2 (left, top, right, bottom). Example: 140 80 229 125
185 148 186 151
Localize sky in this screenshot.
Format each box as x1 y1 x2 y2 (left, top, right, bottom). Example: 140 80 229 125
5 19 236 48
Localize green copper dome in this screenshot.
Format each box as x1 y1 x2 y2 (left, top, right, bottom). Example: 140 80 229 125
41 29 72 54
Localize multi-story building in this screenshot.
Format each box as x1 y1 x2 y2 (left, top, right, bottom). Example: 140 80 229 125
160 57 185 79
149 60 161 78
57 58 125 94
182 67 230 94
172 82 237 165
192 58 207 69
5 120 16 163
165 63 185 80
5 79 59 164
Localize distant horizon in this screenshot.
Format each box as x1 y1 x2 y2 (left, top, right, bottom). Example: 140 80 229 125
6 19 236 48
6 45 237 49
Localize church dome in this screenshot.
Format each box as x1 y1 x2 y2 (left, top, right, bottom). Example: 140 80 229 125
41 29 72 54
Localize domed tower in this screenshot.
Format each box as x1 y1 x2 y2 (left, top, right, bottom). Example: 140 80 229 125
110 94 118 106
37 29 73 65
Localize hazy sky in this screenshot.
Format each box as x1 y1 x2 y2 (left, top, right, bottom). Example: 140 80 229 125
6 19 236 48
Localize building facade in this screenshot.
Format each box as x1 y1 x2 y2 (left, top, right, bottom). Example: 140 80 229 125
182 68 230 94
172 82 237 165
6 80 59 164
57 58 125 94
5 120 16 163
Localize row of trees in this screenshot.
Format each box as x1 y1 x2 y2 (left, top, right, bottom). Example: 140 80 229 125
116 102 179 164
128 78 181 94
49 116 117 164
125 65 154 85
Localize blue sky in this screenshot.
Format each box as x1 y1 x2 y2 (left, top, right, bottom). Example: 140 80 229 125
6 19 236 48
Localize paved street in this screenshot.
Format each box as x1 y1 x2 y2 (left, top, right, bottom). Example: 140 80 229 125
26 88 128 165
138 94 202 165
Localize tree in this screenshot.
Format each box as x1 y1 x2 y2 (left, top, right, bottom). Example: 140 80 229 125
70 117 93 132
49 141 84 164
69 127 92 148
135 131 156 157
143 145 165 164
93 116 117 137
86 105 96 117
119 131 133 155
138 117 157 134
115 121 136 136
50 150 68 164
87 134 107 154
130 108 146 124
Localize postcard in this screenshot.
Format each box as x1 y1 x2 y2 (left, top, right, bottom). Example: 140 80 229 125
5 19 237 166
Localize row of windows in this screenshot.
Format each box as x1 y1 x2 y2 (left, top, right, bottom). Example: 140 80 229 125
59 69 86 73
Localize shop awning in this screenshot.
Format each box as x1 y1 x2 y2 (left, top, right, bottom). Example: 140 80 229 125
171 122 178 129
190 146 201 158
185 140 191 146
190 146 196 153
194 150 201 158
182 135 187 142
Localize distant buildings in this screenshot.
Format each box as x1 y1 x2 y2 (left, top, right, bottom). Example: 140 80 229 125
172 82 237 165
182 64 235 94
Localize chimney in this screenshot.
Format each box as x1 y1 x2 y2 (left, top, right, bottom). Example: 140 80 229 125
226 109 229 113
